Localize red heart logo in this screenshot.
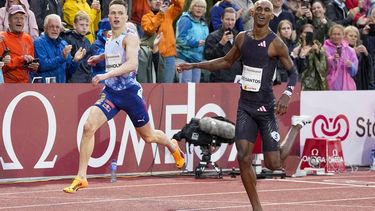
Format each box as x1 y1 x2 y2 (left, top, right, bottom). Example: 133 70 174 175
312 114 349 141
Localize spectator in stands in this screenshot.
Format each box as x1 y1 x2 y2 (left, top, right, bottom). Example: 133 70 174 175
176 0 209 83
269 0 296 34
0 0 38 39
291 24 328 90
141 0 184 83
30 0 63 33
90 18 110 78
61 11 92 83
361 8 375 89
276 20 296 84
32 14 86 83
204 7 242 82
294 0 312 34
323 24 358 90
233 0 254 31
308 1 334 44
130 0 150 37
0 5 38 83
63 0 101 43
210 0 244 32
100 0 111 19
326 0 353 26
344 25 374 90
346 0 372 28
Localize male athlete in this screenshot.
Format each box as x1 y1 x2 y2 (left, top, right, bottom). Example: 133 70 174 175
177 0 311 210
63 0 185 193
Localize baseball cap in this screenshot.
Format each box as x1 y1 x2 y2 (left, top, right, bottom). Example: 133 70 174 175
8 5 26 15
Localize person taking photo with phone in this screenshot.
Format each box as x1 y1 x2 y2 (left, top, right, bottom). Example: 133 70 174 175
323 24 358 90
291 23 328 90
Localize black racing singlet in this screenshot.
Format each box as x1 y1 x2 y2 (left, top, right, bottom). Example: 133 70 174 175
239 31 278 104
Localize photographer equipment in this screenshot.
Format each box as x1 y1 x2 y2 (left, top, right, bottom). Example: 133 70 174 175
173 116 235 178
163 0 170 7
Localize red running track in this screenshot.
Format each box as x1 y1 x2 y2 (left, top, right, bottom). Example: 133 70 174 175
1 170 375 211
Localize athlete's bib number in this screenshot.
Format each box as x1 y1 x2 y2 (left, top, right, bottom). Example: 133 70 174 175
241 65 263 92
106 53 122 72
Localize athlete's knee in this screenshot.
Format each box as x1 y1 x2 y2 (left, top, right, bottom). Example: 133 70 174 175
264 160 282 170
237 152 252 166
83 121 97 137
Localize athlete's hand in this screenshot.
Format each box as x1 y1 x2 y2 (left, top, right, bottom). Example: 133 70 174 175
176 63 193 73
275 94 290 115
92 74 107 86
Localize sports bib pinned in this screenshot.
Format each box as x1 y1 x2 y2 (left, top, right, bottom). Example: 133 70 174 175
241 65 263 92
106 53 122 72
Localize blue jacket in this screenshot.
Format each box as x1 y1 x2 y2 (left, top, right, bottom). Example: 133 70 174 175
32 34 77 83
176 12 209 63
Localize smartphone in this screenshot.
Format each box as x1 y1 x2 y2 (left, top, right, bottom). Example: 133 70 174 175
225 30 232 35
33 58 39 63
301 0 310 7
305 32 314 46
336 46 342 56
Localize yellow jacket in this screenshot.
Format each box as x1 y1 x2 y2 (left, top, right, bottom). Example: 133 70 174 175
63 0 101 43
141 0 184 57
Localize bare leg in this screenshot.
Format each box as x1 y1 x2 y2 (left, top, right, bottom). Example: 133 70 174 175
136 123 176 152
136 123 185 168
236 139 262 211
280 125 301 162
77 106 108 179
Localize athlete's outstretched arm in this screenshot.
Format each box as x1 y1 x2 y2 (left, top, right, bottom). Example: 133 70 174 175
177 32 245 72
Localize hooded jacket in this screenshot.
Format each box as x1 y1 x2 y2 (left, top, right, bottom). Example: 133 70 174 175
0 0 39 39
323 39 358 90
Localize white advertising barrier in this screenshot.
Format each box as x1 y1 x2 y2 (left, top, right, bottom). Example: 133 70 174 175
300 91 375 166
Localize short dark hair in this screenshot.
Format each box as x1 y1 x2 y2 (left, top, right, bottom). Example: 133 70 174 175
109 0 128 9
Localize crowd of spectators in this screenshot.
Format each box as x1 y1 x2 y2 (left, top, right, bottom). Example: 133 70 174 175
0 0 374 91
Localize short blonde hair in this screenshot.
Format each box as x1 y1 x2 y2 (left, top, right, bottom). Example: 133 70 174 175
188 0 207 14
328 24 345 37
74 11 90 24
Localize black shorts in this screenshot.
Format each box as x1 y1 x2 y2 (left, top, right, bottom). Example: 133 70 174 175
235 100 280 152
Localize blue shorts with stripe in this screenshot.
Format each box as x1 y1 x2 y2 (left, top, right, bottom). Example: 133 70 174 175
95 85 149 128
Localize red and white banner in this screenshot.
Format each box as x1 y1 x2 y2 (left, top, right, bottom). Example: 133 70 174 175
300 91 375 166
0 83 300 180
300 138 345 172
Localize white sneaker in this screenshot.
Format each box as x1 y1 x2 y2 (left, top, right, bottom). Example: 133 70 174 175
291 115 312 127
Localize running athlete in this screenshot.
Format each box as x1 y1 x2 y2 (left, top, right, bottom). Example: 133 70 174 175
63 0 185 193
177 0 311 210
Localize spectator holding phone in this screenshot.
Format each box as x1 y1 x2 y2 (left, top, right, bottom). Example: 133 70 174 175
204 7 242 82
323 24 358 90
141 0 185 83
0 5 38 83
291 24 328 90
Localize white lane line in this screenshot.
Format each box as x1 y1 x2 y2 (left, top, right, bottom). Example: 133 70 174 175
178 196 375 211
0 185 372 209
275 178 375 188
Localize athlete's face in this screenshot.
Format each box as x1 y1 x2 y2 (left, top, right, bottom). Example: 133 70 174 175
108 4 128 29
253 1 274 27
